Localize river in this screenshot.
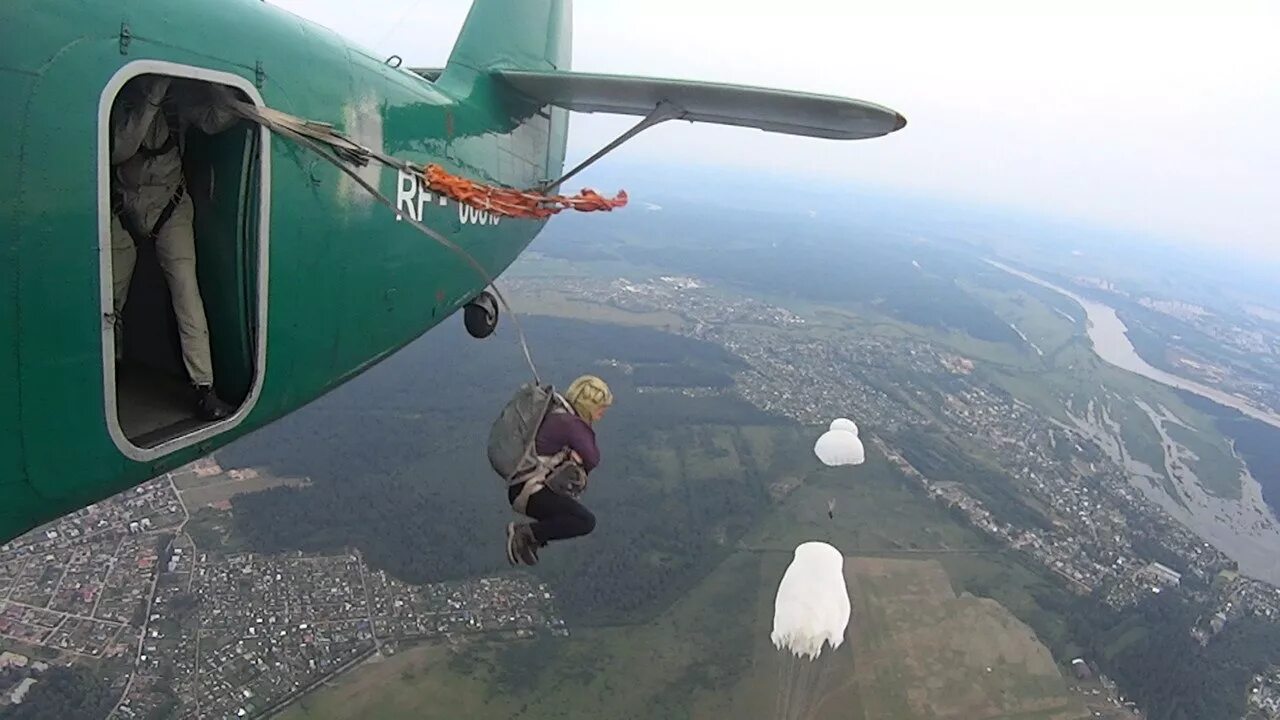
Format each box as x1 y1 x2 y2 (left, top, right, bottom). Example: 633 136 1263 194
988 261 1280 430
989 260 1280 583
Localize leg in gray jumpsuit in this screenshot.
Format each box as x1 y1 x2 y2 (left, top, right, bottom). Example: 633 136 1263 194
109 76 238 420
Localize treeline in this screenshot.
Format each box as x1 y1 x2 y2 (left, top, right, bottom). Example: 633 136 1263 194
537 433 778 625
230 421 788 625
0 666 117 720
1127 533 1190 577
540 207 1022 344
881 411 1270 719
942 530 1275 720
1178 389 1280 516
631 363 734 389
1066 590 1280 720
940 499 1267 720
222 315 751 475
889 425 1054 532
224 315 792 625
1120 303 1276 394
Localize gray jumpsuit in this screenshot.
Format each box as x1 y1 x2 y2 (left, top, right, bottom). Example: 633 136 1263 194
109 76 239 387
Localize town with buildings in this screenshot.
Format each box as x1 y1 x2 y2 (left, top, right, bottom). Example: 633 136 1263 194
1108 287 1280 416
0 470 563 719
1250 667 1280 719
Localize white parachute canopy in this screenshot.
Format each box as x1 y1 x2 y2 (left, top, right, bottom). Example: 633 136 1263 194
771 542 852 660
829 418 859 435
813 429 865 466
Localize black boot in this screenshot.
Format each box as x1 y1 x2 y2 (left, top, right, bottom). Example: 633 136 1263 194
195 385 231 421
506 522 540 566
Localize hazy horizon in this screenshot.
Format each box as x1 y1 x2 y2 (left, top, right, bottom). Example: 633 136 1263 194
265 0 1279 260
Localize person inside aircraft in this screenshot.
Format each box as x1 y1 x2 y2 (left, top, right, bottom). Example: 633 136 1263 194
505 375 613 565
109 75 241 421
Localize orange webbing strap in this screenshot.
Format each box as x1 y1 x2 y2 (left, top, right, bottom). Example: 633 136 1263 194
422 165 627 219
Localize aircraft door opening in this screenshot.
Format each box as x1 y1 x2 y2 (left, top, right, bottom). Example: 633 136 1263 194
100 65 269 457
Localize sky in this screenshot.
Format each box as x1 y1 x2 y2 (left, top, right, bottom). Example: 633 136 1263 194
267 0 1280 258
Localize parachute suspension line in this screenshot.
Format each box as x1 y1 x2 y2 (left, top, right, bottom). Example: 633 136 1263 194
775 657 786 720
777 655 791 720
232 104 542 383
783 657 798 720
784 655 816 720
794 658 818 720
793 653 803 717
789 656 803 720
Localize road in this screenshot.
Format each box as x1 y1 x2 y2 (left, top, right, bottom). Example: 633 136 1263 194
109 472 191 719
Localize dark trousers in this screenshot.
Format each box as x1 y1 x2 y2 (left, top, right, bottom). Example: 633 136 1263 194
508 482 596 545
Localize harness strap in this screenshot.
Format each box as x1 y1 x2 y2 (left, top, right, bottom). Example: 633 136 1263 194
512 477 543 516
112 114 185 247
113 181 186 247
135 131 178 159
511 447 571 486
509 444 573 516
552 394 576 415
149 182 186 240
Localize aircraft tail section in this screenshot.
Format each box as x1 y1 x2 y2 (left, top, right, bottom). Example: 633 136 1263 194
438 0 571 91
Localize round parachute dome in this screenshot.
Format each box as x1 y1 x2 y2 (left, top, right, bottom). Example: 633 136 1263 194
771 541 851 660
829 418 859 436
814 429 865 466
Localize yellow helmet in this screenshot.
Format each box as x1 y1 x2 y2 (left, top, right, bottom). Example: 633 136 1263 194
564 375 613 422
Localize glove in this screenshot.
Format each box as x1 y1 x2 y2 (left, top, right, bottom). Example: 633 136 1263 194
545 464 588 499
145 77 172 105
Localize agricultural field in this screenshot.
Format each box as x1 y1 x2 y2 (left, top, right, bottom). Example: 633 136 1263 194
844 556 1085 720
280 439 1084 720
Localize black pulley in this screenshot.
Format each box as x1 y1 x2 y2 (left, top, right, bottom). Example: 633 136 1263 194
463 290 499 339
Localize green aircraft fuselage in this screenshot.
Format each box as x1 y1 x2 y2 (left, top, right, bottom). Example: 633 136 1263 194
0 0 904 542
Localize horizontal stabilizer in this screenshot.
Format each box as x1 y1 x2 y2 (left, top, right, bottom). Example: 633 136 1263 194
409 67 444 81
494 69 906 140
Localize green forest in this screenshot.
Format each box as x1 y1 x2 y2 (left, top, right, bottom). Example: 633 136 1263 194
537 206 1024 344
222 315 795 625
1053 586 1280 720
218 311 1280 718
1179 389 1280 514
938 501 1279 720
890 424 1054 532
0 666 118 720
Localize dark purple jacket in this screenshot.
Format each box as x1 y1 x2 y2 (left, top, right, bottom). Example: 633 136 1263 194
535 410 600 473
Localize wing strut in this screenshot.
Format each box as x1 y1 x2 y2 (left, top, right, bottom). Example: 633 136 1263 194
493 68 906 192
538 100 686 192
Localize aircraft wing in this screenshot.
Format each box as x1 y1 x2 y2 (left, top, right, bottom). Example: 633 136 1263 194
494 69 906 140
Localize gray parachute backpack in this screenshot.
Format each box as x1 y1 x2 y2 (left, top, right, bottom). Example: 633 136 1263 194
488 382 559 483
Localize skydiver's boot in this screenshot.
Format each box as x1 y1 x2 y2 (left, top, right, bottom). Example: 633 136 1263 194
195 385 232 421
506 522 540 566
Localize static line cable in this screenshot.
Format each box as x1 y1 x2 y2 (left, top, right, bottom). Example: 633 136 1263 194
228 101 542 384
